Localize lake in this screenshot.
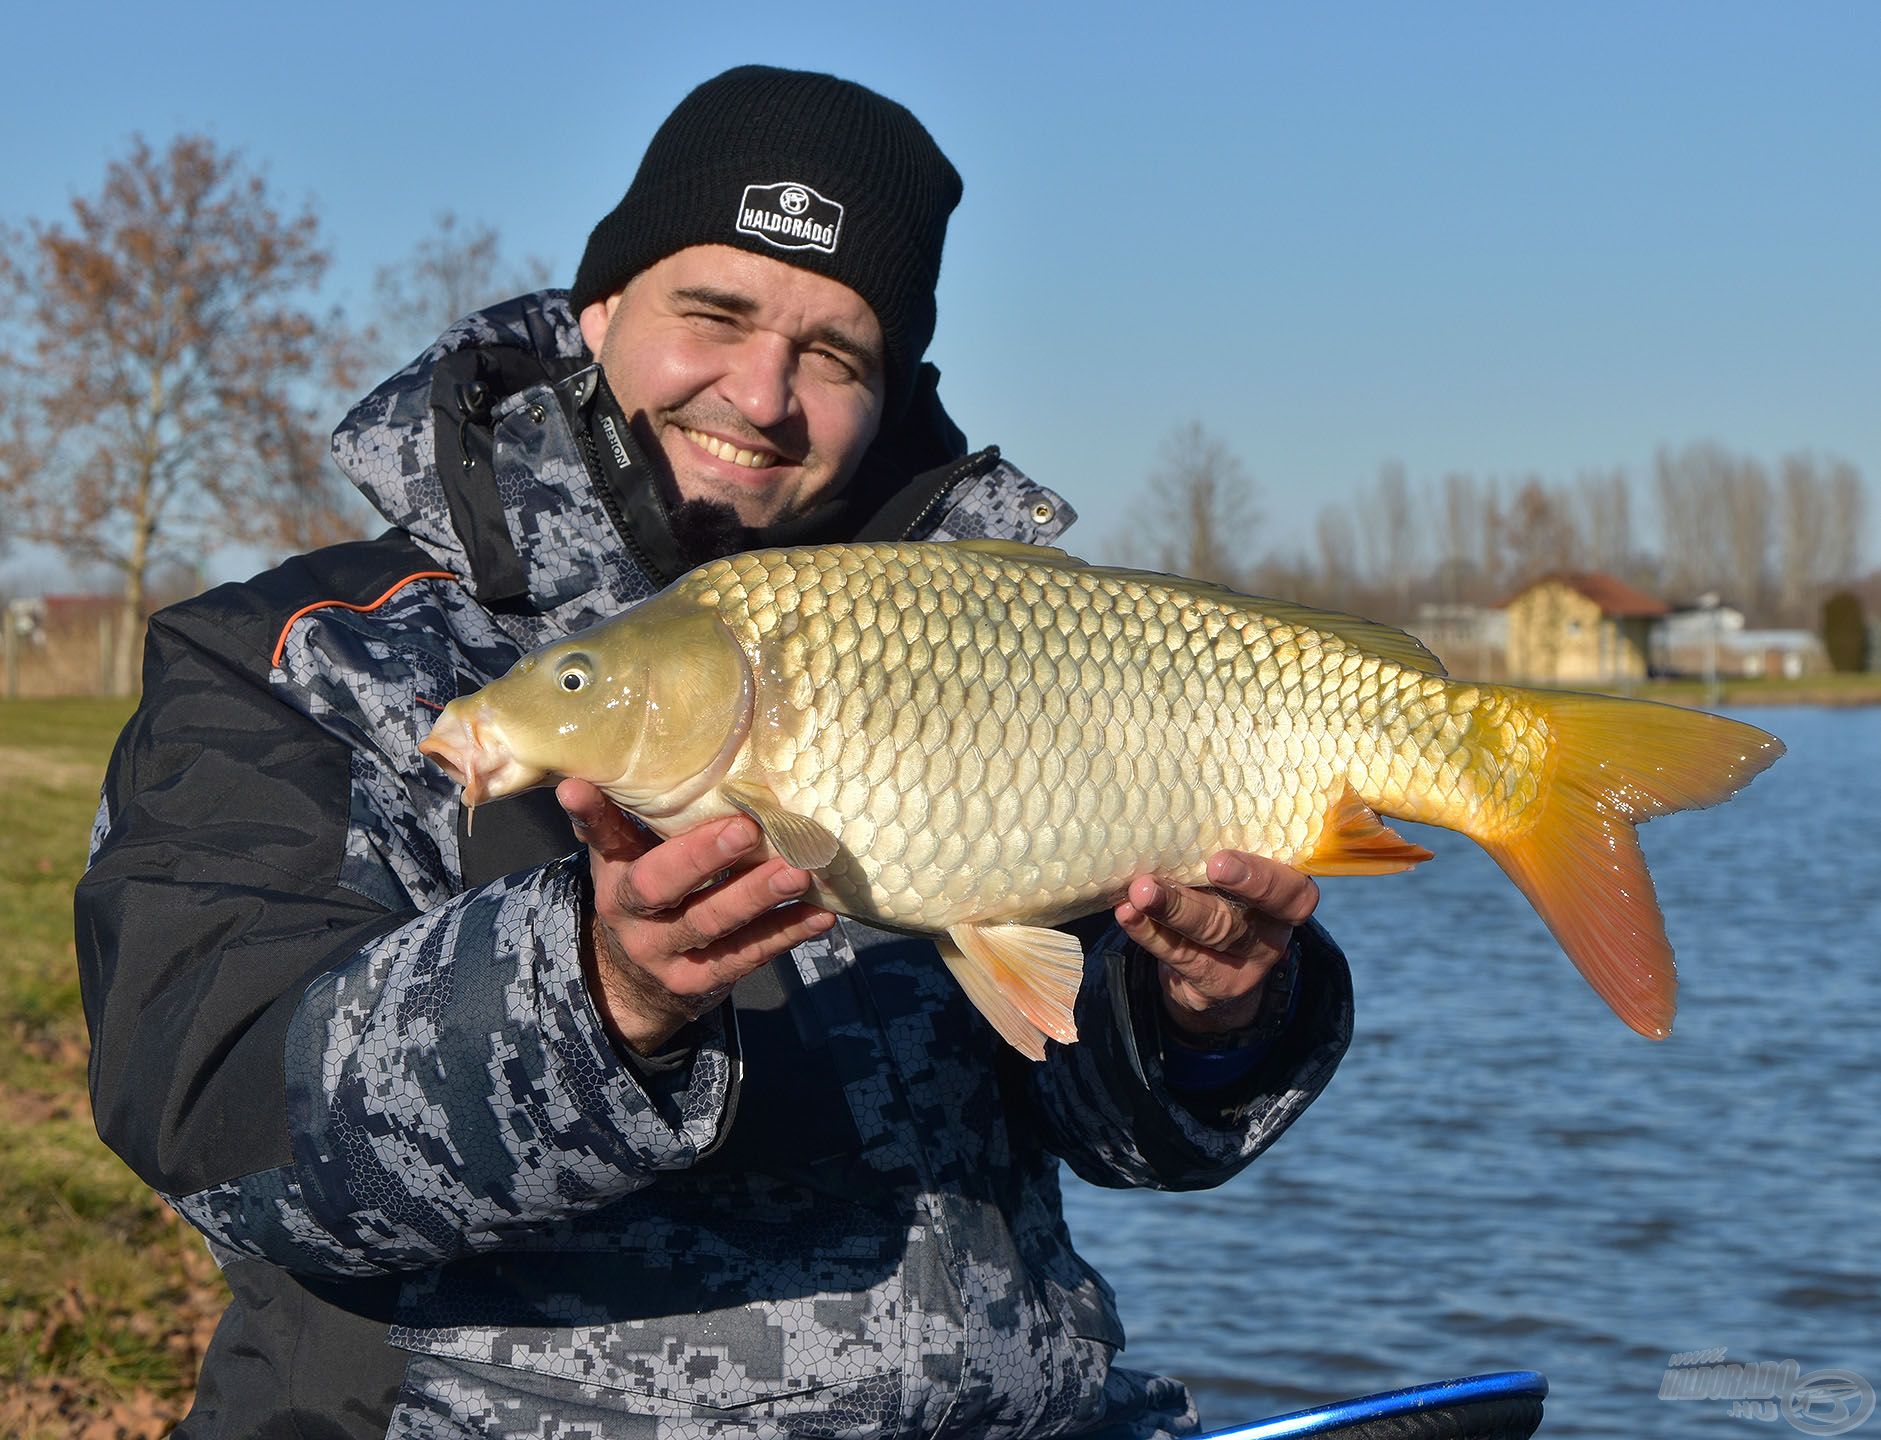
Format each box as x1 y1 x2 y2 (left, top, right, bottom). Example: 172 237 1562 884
1060 705 1879 1437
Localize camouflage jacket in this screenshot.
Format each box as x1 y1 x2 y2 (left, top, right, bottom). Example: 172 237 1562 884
76 293 1355 1440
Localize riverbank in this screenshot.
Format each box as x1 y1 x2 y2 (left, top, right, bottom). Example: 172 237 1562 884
1603 672 1881 707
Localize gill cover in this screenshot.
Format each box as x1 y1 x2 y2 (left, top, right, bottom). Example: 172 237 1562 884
582 595 753 812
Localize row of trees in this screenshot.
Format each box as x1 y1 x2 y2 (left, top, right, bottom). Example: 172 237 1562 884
5 136 1873 694
1131 422 1872 629
0 135 544 692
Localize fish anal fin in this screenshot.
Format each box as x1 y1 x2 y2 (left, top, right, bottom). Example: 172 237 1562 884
720 779 840 870
938 922 1085 1060
1299 782 1435 876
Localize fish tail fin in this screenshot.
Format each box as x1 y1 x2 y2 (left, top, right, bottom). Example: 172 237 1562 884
1475 692 1782 1038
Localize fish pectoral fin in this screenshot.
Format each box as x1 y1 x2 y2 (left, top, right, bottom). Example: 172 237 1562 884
937 923 1085 1062
1298 782 1435 876
720 780 840 870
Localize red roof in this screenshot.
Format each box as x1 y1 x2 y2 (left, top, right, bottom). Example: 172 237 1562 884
1500 572 1669 618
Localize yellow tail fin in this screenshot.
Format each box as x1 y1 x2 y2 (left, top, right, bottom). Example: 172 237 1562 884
1479 693 1783 1038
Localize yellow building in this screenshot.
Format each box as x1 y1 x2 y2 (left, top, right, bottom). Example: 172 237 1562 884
1501 573 1668 684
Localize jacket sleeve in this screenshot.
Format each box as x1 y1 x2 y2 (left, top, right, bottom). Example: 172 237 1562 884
1015 919 1353 1192
76 591 733 1280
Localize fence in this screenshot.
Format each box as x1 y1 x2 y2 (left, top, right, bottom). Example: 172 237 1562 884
2 597 139 698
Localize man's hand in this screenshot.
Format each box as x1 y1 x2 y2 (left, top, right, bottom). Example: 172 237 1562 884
558 779 835 1056
1114 851 1318 1042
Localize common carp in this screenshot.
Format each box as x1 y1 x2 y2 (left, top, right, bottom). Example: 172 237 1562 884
419 540 1782 1058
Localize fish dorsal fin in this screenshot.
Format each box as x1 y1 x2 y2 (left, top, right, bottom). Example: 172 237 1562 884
1085 571 1448 675
721 779 840 870
945 538 1082 565
937 922 1085 1061
1244 599 1449 676
956 544 1449 676
1298 782 1435 876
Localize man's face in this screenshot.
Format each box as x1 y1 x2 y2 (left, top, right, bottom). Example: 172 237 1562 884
579 245 887 528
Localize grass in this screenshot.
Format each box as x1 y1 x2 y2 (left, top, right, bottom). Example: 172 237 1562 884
1624 671 1881 706
0 697 228 1440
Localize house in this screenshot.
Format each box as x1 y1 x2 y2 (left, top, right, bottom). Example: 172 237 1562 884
1656 604 1827 678
1410 601 1509 680
1501 573 1668 684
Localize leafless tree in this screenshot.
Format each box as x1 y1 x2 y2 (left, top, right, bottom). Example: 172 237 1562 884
1778 454 1831 621
1576 468 1634 578
1501 475 1580 586
0 135 364 693
1314 505 1358 605
1824 458 1867 586
1433 471 1485 603
1356 461 1420 619
1133 421 1261 587
372 211 554 366
1720 456 1773 616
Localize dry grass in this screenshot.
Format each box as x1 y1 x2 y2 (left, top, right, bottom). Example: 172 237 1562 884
0 698 228 1439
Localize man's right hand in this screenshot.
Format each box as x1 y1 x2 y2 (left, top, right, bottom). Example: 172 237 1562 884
557 778 836 1056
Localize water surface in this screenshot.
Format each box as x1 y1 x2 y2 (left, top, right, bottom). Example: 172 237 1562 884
1061 705 1879 1437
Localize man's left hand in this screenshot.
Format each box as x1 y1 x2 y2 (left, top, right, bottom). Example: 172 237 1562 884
1115 852 1318 1041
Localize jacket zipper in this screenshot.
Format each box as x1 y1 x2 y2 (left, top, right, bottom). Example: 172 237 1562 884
897 446 1003 541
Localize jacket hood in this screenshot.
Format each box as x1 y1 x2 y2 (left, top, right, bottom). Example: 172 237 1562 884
331 291 591 577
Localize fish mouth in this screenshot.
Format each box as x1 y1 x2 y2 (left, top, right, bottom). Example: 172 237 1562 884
418 707 547 807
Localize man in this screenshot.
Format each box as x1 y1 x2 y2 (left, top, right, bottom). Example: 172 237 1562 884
77 67 1353 1439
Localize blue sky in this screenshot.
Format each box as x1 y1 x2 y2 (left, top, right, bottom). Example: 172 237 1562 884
6 1 1878 582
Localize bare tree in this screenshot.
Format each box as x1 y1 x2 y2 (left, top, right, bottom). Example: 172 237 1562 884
1501 475 1580 587
1576 468 1634 578
1356 461 1421 620
0 135 363 693
1434 471 1484 603
1824 458 1867 586
1720 456 1773 617
1315 505 1358 604
1654 442 1746 603
372 211 553 366
1132 421 1261 587
1778 454 1830 621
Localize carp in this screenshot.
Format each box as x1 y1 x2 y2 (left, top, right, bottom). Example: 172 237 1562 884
419 540 1782 1058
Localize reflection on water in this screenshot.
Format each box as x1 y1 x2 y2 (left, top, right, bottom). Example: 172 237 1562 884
1062 707 1880 1437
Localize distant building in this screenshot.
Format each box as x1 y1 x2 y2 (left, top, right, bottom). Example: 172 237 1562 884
1501 573 1668 684
1656 605 1827 678
1410 601 1509 680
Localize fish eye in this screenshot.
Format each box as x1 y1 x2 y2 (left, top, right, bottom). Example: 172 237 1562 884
556 653 593 693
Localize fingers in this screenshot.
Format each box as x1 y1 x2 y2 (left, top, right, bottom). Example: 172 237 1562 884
642 858 815 955
1115 853 1315 1033
671 903 837 988
1205 851 1319 926
557 779 651 863
608 816 764 915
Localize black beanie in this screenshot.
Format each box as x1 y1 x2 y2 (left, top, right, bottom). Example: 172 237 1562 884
570 66 962 419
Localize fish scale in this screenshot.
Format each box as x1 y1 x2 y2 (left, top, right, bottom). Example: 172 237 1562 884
420 539 1783 1056
687 544 1389 932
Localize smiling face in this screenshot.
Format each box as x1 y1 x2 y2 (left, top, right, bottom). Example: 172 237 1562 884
579 245 888 528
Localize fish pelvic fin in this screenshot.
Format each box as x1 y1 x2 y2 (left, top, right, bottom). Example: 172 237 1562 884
721 779 840 870
937 923 1086 1061
1478 692 1784 1039
1300 781 1435 876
